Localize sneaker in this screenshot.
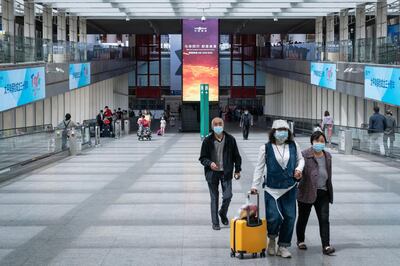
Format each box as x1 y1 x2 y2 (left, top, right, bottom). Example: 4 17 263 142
218 211 229 226
212 224 221 231
276 246 292 258
267 238 276 256
323 246 335 255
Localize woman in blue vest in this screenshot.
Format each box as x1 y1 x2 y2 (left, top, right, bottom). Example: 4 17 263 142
251 120 304 258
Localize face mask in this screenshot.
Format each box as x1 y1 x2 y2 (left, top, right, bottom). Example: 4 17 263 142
313 143 325 152
274 130 288 142
213 126 224 135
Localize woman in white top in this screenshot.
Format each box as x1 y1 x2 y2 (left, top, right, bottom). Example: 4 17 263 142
251 120 304 258
160 117 167 136
321 111 334 146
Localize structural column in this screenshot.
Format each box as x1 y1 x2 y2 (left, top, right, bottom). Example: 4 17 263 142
375 0 388 63
56 11 67 62
325 15 335 61
339 10 349 61
355 4 366 62
1 0 15 62
69 16 78 61
42 6 53 62
57 12 67 42
78 18 87 60
315 17 324 60
24 0 36 61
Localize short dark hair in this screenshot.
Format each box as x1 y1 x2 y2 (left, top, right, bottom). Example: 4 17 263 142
310 131 327 144
374 106 380 113
105 106 109 109
324 111 330 117
269 128 294 144
65 113 71 120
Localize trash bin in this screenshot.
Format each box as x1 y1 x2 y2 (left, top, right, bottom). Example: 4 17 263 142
338 129 353 155
124 120 130 135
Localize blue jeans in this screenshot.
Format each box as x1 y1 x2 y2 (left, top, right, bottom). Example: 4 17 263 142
264 187 297 247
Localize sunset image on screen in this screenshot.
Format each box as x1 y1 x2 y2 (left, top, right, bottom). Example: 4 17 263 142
182 19 219 102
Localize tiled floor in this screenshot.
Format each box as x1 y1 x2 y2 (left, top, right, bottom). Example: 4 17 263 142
0 129 400 265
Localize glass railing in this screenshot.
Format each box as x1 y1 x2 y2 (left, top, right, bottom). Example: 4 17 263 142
0 124 94 172
0 34 135 64
0 124 53 139
258 37 400 65
262 115 400 158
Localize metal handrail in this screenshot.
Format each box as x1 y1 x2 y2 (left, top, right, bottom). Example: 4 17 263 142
0 124 53 139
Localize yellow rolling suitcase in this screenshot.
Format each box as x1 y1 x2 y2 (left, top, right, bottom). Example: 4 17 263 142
230 192 267 259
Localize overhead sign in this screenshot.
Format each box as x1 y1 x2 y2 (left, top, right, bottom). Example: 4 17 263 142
365 66 400 106
310 62 336 90
69 63 90 90
182 19 219 102
0 67 45 112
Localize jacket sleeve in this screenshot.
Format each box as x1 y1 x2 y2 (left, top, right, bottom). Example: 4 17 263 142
233 138 242 173
294 141 305 172
252 145 266 188
368 116 373 131
199 139 213 168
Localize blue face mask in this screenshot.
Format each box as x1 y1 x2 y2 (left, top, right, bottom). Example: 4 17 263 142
274 130 288 142
313 143 325 152
213 126 224 135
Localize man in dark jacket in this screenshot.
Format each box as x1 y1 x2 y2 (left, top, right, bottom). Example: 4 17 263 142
240 109 253 140
368 106 387 155
199 117 242 230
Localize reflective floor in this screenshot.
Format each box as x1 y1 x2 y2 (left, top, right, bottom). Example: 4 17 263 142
0 130 399 265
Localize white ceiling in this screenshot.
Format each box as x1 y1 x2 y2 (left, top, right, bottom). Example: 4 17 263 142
34 0 381 19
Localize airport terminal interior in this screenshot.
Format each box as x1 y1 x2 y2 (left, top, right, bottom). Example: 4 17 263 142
0 0 400 265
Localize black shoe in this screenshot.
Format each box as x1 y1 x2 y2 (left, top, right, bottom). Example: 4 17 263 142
212 224 221 230
323 246 335 255
219 211 229 226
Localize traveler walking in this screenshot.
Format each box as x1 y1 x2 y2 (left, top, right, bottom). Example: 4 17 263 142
199 117 242 231
96 110 104 131
58 113 77 149
384 110 397 156
160 117 167 136
240 109 253 140
296 131 335 256
321 111 334 147
368 106 386 155
251 119 304 258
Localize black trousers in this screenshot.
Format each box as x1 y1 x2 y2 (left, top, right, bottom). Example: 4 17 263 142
296 189 330 248
207 171 233 226
242 125 250 139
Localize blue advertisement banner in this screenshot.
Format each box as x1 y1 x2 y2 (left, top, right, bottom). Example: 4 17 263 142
69 63 91 90
0 67 45 112
310 62 336 90
365 66 400 106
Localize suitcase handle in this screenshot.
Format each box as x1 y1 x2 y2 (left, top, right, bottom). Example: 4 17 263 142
246 191 262 227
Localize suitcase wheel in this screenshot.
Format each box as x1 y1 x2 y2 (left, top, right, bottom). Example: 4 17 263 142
239 252 244 260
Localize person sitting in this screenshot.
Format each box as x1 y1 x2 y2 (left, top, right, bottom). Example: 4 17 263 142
137 115 150 136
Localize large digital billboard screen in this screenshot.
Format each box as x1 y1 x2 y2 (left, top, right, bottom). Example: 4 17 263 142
69 63 91 90
365 66 400 106
182 19 219 102
0 67 45 112
310 62 336 90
